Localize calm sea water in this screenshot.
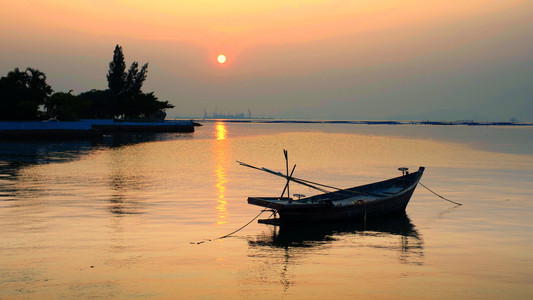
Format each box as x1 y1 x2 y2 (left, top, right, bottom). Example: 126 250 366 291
1 123 532 299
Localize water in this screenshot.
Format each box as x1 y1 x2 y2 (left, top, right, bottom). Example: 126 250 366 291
1 123 532 299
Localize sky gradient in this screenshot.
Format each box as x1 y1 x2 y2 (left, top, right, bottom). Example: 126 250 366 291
1 1 532 120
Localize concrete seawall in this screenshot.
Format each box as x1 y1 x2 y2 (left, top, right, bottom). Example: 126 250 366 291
92 121 194 133
0 120 195 140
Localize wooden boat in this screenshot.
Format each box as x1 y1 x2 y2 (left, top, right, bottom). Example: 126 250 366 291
245 166 425 224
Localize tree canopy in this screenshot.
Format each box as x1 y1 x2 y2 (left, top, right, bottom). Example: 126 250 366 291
0 67 53 120
107 45 127 96
107 45 148 99
0 44 174 121
46 91 88 121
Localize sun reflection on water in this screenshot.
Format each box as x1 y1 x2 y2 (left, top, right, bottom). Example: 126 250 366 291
214 163 228 225
213 122 229 225
215 122 227 140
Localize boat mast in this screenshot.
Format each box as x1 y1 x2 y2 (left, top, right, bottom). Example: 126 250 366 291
284 149 290 202
236 160 371 196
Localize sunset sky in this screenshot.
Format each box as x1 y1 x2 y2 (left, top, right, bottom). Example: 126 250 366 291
1 1 532 120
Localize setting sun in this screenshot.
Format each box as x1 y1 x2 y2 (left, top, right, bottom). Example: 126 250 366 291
217 54 226 64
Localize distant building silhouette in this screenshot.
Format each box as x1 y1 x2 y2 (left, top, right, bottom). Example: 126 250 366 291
204 108 251 119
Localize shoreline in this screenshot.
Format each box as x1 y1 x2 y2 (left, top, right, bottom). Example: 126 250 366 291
0 120 196 140
190 119 533 126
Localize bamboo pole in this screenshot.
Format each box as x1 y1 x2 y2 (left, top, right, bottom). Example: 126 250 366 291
284 149 290 199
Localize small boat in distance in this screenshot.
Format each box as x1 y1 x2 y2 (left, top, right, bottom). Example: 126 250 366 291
239 158 424 224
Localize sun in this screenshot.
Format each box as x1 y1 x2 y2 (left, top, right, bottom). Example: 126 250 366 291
217 54 226 64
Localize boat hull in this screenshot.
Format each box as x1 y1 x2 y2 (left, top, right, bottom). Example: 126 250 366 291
248 167 424 224
277 187 416 223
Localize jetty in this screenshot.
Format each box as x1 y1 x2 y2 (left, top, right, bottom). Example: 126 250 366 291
0 119 195 140
85 119 195 133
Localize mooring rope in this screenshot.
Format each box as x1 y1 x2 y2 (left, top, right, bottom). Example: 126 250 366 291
190 203 273 245
192 156 298 245
191 173 462 245
218 209 271 239
419 181 462 206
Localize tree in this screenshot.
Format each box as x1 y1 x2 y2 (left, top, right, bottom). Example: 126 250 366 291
46 91 88 121
26 68 53 106
105 44 153 119
78 89 116 119
106 44 148 98
0 67 53 120
107 45 126 96
126 92 174 120
82 64 172 120
124 62 148 98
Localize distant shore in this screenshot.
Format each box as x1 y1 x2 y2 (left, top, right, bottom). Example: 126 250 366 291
189 119 533 126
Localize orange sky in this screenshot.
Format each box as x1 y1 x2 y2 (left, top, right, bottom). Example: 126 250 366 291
2 1 524 56
1 0 532 120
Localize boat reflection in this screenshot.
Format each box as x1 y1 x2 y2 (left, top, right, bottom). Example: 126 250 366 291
247 213 424 292
243 214 424 292
249 213 424 265
213 122 229 225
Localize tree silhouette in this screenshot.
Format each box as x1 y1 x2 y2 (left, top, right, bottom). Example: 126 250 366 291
47 91 89 121
107 44 148 98
126 92 173 120
105 44 155 119
26 68 52 105
0 67 53 120
78 89 116 119
124 62 148 98
107 45 127 96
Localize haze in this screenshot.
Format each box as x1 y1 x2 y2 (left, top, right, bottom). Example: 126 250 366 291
1 1 532 121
